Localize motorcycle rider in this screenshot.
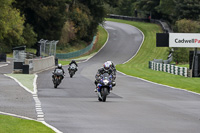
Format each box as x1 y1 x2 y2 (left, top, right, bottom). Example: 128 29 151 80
52 64 65 80
106 61 116 80
68 60 78 72
94 61 114 92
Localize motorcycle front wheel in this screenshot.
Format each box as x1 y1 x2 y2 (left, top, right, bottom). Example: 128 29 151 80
54 84 57 88
98 96 102 101
101 88 108 102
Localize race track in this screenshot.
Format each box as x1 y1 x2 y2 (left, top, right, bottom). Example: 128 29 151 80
36 21 200 133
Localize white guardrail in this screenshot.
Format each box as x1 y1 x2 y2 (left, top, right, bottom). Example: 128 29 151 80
149 61 188 77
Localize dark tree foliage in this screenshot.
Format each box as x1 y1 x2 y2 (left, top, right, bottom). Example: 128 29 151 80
13 0 119 43
14 0 67 40
117 0 137 16
135 0 160 11
174 0 200 20
73 0 120 42
155 0 175 22
135 0 160 19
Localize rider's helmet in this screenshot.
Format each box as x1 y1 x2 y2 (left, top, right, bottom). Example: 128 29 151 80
71 60 75 63
106 61 115 69
103 62 111 71
58 64 62 69
106 61 112 66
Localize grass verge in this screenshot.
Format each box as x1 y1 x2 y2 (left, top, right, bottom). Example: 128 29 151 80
106 18 200 94
6 74 35 92
0 115 54 133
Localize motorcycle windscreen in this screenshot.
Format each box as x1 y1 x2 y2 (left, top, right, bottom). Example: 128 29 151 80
55 69 64 75
70 63 76 69
102 73 110 80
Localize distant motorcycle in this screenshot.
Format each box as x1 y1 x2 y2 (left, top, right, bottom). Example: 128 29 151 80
68 64 77 78
52 69 64 88
97 73 113 102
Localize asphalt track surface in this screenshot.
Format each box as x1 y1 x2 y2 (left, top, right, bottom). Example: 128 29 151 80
0 60 36 119
37 21 200 133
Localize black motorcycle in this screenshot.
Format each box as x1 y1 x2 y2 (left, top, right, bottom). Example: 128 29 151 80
97 73 113 102
52 69 64 88
68 64 77 78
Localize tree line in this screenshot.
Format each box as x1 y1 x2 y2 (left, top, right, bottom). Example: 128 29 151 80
0 0 119 53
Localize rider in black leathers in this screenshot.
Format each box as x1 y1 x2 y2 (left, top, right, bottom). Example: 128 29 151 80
68 60 78 72
52 64 65 80
106 61 116 80
94 61 116 92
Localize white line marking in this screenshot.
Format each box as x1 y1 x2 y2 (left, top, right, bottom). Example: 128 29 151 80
37 114 44 117
118 71 200 96
0 111 62 133
4 74 34 94
122 26 144 64
33 74 38 94
3 74 62 132
0 64 8 67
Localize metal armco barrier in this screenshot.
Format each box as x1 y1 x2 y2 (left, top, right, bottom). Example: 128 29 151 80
108 14 172 33
56 36 96 59
149 61 188 77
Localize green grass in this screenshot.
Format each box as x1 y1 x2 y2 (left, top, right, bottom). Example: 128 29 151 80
106 18 200 93
92 26 108 53
6 74 35 92
176 64 189 68
56 41 88 53
58 60 70 66
0 115 55 133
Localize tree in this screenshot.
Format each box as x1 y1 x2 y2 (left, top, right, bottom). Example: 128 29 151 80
0 0 25 52
174 0 200 20
117 0 137 16
69 0 120 42
22 24 38 48
14 0 67 40
135 0 160 18
155 0 175 21
69 3 92 40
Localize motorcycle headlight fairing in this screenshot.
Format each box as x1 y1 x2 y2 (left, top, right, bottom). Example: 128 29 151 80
103 80 109 85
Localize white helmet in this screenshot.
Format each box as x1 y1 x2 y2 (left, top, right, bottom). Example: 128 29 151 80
106 61 112 66
103 62 111 70
58 64 62 69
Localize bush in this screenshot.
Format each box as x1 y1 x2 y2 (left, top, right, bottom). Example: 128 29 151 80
172 48 189 64
175 19 200 33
